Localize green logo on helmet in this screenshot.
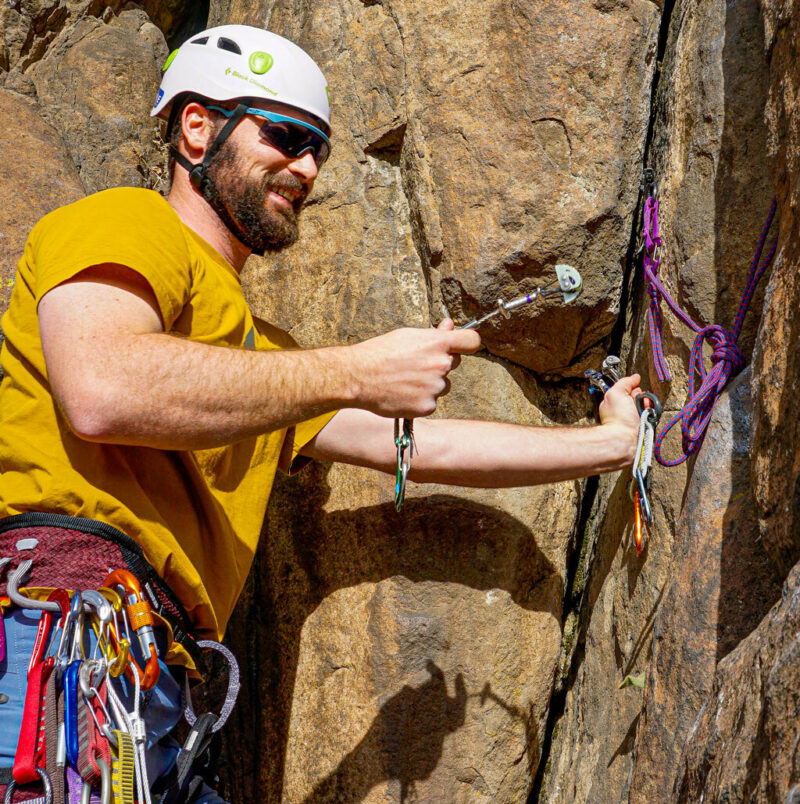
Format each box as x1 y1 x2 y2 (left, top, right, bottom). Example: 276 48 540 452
249 52 273 75
163 48 179 72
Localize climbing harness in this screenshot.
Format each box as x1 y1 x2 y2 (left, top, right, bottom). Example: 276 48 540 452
0 533 240 804
639 170 778 465
393 264 583 511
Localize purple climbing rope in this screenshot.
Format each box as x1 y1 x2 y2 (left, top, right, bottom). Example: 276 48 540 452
641 192 778 466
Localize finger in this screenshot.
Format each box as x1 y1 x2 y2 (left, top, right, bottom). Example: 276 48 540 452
437 318 455 331
613 374 641 393
446 329 482 354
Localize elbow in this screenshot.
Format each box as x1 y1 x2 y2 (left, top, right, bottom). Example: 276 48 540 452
58 386 121 443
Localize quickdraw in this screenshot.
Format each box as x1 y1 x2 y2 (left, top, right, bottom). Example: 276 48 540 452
393 264 583 511
630 392 662 554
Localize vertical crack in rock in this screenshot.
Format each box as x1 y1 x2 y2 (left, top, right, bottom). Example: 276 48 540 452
526 0 678 800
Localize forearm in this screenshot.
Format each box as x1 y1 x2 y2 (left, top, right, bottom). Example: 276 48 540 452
307 410 636 486
63 333 354 450
409 417 634 486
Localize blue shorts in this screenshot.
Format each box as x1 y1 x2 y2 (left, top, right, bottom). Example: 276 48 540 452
0 607 227 803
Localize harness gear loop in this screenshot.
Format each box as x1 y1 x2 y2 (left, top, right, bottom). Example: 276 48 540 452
182 640 241 733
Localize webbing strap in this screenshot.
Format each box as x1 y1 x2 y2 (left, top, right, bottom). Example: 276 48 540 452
43 673 64 804
13 658 50 784
111 731 135 804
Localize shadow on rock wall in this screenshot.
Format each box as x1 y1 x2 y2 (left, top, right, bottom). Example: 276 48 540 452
221 465 561 803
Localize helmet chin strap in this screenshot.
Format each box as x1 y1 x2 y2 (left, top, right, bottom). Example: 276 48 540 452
170 102 269 256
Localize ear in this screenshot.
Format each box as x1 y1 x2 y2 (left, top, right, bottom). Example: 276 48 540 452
180 102 216 158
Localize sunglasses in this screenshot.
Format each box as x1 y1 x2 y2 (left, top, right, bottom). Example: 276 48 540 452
207 105 331 167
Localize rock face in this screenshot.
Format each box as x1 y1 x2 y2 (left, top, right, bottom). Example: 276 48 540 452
670 561 800 802
542 0 778 800
751 0 800 580
223 356 585 802
628 370 781 802
0 89 83 315
224 0 661 377
2 0 800 802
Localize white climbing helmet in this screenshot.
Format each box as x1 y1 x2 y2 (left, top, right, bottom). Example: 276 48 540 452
151 24 331 131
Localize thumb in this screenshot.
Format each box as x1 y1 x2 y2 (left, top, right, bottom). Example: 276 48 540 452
613 374 641 393
437 318 455 331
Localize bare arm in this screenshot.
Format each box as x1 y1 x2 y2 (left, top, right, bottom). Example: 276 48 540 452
38 265 481 450
303 376 642 486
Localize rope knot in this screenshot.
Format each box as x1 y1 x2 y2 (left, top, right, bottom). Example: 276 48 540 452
695 325 745 380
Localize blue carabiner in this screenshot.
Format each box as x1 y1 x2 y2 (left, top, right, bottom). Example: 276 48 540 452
64 658 82 769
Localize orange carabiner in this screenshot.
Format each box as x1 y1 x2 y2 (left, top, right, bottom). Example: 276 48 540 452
103 570 160 691
633 490 644 555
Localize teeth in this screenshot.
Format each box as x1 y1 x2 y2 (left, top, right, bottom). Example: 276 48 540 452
274 189 297 203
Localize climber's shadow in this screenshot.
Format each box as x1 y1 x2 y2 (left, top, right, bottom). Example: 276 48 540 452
219 466 563 803
304 660 466 804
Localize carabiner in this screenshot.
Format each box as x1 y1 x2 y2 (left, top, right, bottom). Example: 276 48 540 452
394 417 414 512
80 754 111 804
103 570 160 691
635 391 663 421
633 489 644 554
97 587 132 677
3 767 53 804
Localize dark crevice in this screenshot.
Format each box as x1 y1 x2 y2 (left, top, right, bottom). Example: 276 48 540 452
365 123 407 167
526 0 678 799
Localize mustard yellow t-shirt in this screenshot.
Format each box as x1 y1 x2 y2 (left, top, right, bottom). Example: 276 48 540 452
0 187 334 645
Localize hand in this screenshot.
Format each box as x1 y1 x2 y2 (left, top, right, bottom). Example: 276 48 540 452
348 319 481 418
598 374 642 464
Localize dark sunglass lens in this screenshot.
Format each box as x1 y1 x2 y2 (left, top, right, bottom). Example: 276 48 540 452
260 122 329 166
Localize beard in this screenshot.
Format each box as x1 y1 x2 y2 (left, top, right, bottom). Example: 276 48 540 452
204 138 307 254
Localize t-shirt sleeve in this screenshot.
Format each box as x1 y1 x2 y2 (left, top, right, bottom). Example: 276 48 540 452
284 411 339 475
31 189 192 330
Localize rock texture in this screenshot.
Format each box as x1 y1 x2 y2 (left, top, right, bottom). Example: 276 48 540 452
3 0 800 802
223 356 585 802
0 89 83 314
751 0 800 579
542 0 777 800
628 370 780 802
225 0 661 377
670 561 800 801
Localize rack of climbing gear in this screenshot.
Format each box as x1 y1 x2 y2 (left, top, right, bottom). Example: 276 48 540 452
638 168 778 466
393 264 584 511
0 546 240 804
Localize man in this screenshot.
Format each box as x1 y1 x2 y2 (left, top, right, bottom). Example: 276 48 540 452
0 24 641 803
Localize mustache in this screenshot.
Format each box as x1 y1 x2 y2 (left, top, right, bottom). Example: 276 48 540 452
262 173 308 209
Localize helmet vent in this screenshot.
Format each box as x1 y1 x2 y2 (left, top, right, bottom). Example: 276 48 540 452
217 37 242 55
189 36 209 45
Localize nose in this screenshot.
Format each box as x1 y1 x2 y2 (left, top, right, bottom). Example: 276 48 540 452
289 149 319 183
